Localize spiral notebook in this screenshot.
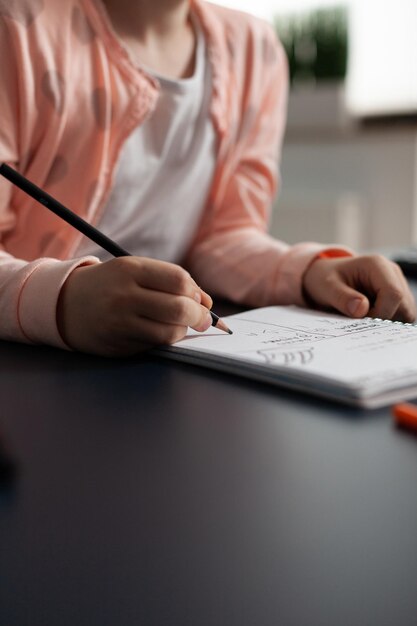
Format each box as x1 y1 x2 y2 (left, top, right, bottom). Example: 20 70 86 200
155 306 417 408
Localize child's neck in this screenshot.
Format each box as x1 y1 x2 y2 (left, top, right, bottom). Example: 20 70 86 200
102 0 196 80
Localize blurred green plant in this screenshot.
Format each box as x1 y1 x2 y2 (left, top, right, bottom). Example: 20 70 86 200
275 6 348 85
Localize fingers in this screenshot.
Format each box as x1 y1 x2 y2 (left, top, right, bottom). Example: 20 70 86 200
198 287 213 310
303 255 417 323
303 258 371 318
328 283 370 319
116 257 214 332
366 258 417 322
127 257 212 307
133 287 213 332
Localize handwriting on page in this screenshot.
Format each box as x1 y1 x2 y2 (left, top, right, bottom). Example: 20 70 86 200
179 307 417 386
236 314 416 362
257 347 315 367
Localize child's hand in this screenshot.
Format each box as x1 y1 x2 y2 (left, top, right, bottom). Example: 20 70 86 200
56 257 213 356
302 254 417 322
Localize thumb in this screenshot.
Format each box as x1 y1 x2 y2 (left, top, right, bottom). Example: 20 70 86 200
329 284 370 318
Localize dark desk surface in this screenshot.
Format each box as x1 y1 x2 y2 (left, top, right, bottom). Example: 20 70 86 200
1 288 417 626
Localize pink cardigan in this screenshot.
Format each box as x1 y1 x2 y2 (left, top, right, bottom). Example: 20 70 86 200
0 0 337 348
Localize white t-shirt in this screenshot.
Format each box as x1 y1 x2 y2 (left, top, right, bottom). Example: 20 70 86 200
77 19 216 263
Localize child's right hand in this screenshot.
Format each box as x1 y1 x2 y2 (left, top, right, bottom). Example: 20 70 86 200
56 257 213 356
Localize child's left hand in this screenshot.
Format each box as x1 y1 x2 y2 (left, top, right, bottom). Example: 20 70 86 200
302 254 417 322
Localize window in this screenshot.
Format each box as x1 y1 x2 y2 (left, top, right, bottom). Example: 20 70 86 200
213 0 417 117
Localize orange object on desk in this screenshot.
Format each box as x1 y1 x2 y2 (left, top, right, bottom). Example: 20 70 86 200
392 403 417 432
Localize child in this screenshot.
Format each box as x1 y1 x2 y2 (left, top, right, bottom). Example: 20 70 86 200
0 0 415 356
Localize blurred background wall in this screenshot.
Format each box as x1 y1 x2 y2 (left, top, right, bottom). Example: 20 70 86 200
212 0 417 251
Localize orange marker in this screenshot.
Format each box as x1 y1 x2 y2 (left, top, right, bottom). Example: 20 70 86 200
392 403 417 433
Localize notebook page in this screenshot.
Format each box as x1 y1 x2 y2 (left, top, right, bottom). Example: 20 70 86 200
169 306 417 394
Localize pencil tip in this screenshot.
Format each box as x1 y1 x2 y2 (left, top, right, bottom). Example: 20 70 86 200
214 317 233 335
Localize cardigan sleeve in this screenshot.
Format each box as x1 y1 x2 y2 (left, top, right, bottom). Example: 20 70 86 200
185 23 350 307
0 18 100 349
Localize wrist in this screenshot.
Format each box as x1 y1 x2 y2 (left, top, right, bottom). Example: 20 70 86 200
302 248 354 307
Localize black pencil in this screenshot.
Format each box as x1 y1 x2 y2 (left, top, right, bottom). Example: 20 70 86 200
0 163 232 334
